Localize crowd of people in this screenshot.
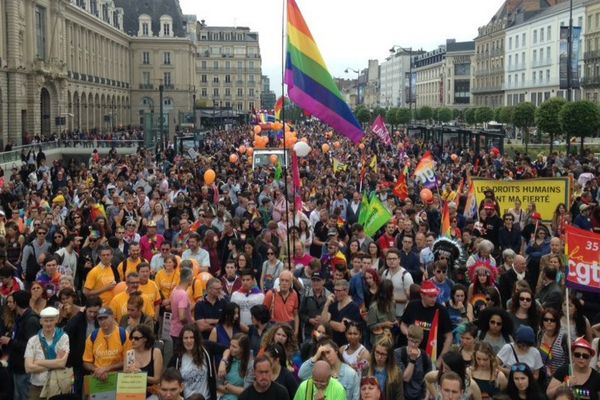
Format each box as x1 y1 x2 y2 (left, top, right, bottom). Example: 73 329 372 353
0 120 597 400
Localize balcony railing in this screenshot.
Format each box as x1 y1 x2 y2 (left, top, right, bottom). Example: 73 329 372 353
584 50 600 60
507 62 526 72
581 76 600 87
139 84 154 89
532 58 552 68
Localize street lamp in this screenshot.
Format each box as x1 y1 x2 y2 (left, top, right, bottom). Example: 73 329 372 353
389 45 413 123
344 67 360 107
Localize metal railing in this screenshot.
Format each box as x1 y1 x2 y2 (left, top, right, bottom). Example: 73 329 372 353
0 140 143 164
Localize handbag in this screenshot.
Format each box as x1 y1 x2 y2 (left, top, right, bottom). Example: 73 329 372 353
40 367 74 399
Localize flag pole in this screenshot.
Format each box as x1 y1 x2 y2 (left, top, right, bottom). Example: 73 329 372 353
281 0 293 269
565 287 573 382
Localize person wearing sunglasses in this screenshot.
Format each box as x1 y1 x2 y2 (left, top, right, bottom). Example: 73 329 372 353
509 288 540 337
547 337 600 400
124 325 163 392
505 363 545 400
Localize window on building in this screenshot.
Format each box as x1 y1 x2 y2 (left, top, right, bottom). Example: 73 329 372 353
539 71 543 82
225 88 231 96
201 61 207 69
237 88 243 96
249 102 254 110
163 23 170 36
201 75 207 83
35 6 47 60
509 37 512 50
237 102 243 111
225 75 231 83
515 53 519 66
546 69 550 82
546 46 551 62
201 88 207 96
213 76 219 83
590 15 593 30
142 23 149 36
225 61 230 69
578 16 583 27
522 33 526 45
516 35 519 48
522 52 525 65
547 26 551 40
532 71 536 83
249 88 254 96
454 63 470 75
515 74 518 85
540 48 544 61
214 88 219 96
163 72 171 86
164 52 171 65
540 27 544 42
142 52 150 64
509 54 512 67
249 61 254 69
237 61 243 70
90 0 98 16
213 61 219 69
596 13 600 28
142 72 150 85
533 49 537 63
521 72 525 84
533 30 537 43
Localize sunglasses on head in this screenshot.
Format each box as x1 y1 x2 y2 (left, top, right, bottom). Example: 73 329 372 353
511 363 528 372
360 376 379 386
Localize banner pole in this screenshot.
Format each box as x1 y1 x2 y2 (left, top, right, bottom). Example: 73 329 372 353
565 287 573 383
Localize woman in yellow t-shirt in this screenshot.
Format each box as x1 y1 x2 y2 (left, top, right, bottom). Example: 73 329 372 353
154 255 180 310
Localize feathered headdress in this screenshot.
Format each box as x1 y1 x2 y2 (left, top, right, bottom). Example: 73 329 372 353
432 236 465 271
467 259 498 286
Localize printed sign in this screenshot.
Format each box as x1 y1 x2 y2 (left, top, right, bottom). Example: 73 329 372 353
566 225 600 293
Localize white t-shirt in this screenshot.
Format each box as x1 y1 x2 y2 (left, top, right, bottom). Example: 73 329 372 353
497 343 544 371
182 248 211 268
24 330 70 386
231 290 265 326
180 353 210 399
382 267 413 317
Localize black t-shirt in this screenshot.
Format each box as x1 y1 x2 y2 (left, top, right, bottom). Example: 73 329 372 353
239 382 290 400
328 300 361 346
553 365 600 400
401 300 452 356
275 368 299 400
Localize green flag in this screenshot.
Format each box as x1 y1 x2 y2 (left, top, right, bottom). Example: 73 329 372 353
357 192 370 226
363 195 392 237
274 162 282 181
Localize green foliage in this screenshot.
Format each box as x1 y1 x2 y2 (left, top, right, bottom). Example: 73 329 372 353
497 106 514 124
514 102 536 152
464 108 476 125
475 107 494 124
386 108 399 127
536 97 566 135
372 107 387 119
356 107 371 125
396 108 411 125
437 107 453 123
452 108 463 121
419 106 433 122
559 100 600 152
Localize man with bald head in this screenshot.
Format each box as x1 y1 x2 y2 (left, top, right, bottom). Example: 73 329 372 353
498 254 528 308
263 270 300 335
294 360 346 400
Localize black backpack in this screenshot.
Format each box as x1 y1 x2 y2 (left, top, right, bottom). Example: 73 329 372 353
24 245 41 283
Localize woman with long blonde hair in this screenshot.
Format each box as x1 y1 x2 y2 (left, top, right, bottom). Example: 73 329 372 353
469 341 507 399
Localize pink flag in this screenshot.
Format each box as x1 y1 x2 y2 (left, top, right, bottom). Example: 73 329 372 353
292 152 301 189
371 115 392 146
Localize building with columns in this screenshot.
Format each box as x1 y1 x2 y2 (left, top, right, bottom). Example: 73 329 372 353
583 0 600 102
414 45 447 108
0 0 263 146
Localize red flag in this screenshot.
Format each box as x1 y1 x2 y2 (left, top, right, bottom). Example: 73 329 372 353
292 152 301 189
425 308 440 364
441 201 451 237
393 172 409 200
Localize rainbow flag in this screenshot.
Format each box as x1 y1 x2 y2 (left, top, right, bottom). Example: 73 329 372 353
463 182 478 220
441 201 451 237
257 112 276 124
274 96 286 121
413 151 437 189
285 0 364 143
426 308 440 365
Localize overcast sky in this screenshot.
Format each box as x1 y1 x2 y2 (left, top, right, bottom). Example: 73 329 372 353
180 0 506 97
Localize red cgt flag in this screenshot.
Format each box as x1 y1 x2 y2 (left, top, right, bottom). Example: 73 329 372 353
393 172 409 200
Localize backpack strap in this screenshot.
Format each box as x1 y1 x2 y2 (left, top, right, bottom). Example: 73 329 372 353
91 327 126 345
91 328 99 343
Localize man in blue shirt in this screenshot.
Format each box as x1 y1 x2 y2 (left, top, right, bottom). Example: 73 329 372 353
574 204 593 231
400 235 422 283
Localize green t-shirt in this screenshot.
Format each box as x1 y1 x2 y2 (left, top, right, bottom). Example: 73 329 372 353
293 377 347 400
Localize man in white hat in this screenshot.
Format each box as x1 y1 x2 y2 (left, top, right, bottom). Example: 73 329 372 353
24 307 70 400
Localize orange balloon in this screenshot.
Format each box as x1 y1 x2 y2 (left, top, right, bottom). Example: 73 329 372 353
358 143 365 150
285 136 298 147
451 154 458 161
246 147 254 156
270 154 279 165
113 281 127 296
322 143 330 153
420 188 434 204
239 145 247 154
204 169 216 185
334 141 341 149
272 122 283 131
254 125 262 134
229 154 239 163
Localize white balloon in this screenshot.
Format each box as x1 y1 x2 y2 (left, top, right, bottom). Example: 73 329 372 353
293 141 311 157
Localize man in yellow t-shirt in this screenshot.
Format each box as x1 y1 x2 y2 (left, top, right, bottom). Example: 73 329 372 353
109 272 155 322
137 262 161 319
83 307 131 380
83 246 117 305
117 242 143 281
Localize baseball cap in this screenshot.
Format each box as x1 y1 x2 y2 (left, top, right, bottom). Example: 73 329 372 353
420 280 441 297
97 308 114 318
515 326 535 346
311 272 324 281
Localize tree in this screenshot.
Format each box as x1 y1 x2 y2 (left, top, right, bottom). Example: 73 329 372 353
356 107 371 126
437 107 453 123
464 108 476 125
475 107 494 124
497 106 514 125
372 107 386 120
386 108 399 130
535 97 566 153
396 108 411 126
453 108 463 121
419 106 433 122
559 100 600 155
513 102 536 153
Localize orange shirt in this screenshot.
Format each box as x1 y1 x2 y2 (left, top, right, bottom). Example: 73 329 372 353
82 325 131 368
263 289 299 324
84 264 117 305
